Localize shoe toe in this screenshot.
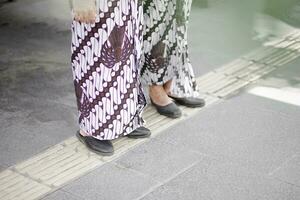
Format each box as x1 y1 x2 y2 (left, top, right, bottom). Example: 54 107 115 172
90 139 113 153
77 133 114 155
151 99 182 118
127 126 151 138
188 97 205 106
179 97 205 108
162 103 182 117
135 126 151 134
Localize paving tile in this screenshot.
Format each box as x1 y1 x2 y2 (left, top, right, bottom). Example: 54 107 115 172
62 163 159 200
271 155 300 187
237 90 300 118
41 190 83 200
141 158 300 200
115 138 202 183
0 110 77 166
263 56 300 87
0 165 7 172
0 62 78 167
153 93 300 174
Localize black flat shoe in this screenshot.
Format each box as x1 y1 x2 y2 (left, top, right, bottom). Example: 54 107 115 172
76 131 114 156
169 96 206 108
151 99 182 118
127 126 151 139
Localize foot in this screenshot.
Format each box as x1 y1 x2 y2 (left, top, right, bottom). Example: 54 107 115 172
127 126 151 139
151 99 182 118
149 85 172 106
168 96 206 108
149 85 182 118
163 79 173 95
163 79 205 108
76 131 114 156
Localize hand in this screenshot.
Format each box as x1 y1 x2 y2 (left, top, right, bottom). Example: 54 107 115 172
74 9 97 23
70 0 97 23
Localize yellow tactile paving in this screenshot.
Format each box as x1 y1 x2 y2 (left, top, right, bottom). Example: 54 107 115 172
0 170 51 200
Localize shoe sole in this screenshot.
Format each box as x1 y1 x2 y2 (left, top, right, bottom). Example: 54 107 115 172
176 102 206 108
150 99 182 119
126 133 151 139
76 132 114 157
157 110 182 119
169 96 206 108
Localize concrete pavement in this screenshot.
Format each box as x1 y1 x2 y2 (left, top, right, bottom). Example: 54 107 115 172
0 0 300 199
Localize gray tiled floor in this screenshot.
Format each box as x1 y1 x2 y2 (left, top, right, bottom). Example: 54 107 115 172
0 64 77 166
140 159 300 200
61 163 159 200
271 155 300 187
42 190 82 200
0 165 6 172
0 14 75 167
152 92 300 174
116 137 202 183
0 119 76 166
56 83 300 199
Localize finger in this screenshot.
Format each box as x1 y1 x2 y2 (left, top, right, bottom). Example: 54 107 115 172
90 12 96 24
89 12 94 23
85 11 91 23
73 10 80 21
91 11 97 23
73 13 78 21
77 12 83 22
74 10 96 23
78 14 84 23
87 10 95 24
86 11 91 23
81 11 87 23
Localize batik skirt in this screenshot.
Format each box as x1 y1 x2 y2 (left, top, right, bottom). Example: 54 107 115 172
141 0 198 98
71 0 146 140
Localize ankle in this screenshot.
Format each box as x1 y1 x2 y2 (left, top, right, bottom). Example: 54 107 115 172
80 130 89 136
149 85 172 106
163 80 172 94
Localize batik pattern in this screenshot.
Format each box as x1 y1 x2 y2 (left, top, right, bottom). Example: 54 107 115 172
141 0 198 97
71 0 146 140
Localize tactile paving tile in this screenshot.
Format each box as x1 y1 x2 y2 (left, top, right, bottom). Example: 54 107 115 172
215 59 253 75
14 139 104 188
214 80 250 98
0 169 51 200
238 64 276 82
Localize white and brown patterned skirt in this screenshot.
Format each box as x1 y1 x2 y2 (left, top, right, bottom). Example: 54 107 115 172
71 0 146 140
141 0 198 98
